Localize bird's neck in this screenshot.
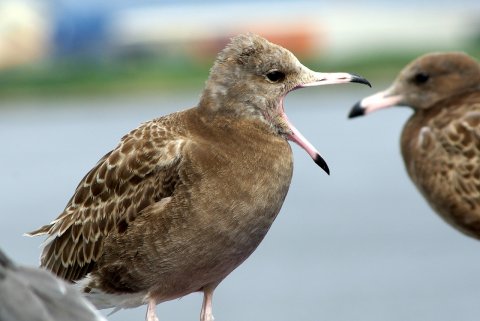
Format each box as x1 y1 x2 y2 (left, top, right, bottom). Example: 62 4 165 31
199 86 269 124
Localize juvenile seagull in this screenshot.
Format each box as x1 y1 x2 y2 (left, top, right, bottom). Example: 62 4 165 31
0 249 106 321
28 33 370 321
349 52 480 240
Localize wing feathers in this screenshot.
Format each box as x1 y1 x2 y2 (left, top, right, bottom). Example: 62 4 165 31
28 118 186 281
425 108 480 212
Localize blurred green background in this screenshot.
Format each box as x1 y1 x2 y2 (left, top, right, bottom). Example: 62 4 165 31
1 0 479 98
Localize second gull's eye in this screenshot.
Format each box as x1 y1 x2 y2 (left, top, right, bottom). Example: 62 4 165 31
413 72 430 85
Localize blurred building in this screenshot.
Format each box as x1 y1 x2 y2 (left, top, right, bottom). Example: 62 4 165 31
103 2 480 61
106 3 327 61
0 1 479 70
51 4 109 59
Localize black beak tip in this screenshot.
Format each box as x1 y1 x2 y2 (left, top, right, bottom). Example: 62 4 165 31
348 101 365 119
350 74 372 88
314 154 330 175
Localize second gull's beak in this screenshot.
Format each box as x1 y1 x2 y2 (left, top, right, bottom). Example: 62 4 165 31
348 89 403 118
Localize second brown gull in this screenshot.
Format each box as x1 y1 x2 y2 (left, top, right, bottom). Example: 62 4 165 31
28 33 370 321
349 52 480 240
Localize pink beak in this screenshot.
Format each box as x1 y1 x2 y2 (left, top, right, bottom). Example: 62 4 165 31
284 72 371 175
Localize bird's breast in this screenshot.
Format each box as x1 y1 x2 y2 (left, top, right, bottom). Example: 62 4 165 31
194 135 292 238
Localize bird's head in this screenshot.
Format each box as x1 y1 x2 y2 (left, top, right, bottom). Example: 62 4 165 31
349 52 480 118
201 33 371 174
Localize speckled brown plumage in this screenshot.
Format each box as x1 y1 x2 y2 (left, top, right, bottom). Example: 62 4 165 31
349 52 480 240
31 116 187 283
28 33 370 321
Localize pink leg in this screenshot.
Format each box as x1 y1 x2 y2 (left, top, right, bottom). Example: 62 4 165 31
200 286 215 321
146 298 159 321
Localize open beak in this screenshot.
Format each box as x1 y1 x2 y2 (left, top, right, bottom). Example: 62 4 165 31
348 89 402 118
300 72 371 88
284 71 371 175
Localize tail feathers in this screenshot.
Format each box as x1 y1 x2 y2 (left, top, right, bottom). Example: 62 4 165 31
25 224 52 237
76 276 148 312
108 307 122 316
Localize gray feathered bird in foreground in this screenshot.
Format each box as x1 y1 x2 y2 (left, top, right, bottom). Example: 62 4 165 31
28 33 370 321
0 249 106 321
349 52 480 240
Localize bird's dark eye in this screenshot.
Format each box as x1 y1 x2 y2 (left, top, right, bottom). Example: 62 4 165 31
413 72 430 85
266 70 286 83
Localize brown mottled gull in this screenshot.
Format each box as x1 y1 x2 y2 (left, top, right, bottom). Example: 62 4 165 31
28 33 370 321
349 52 480 240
